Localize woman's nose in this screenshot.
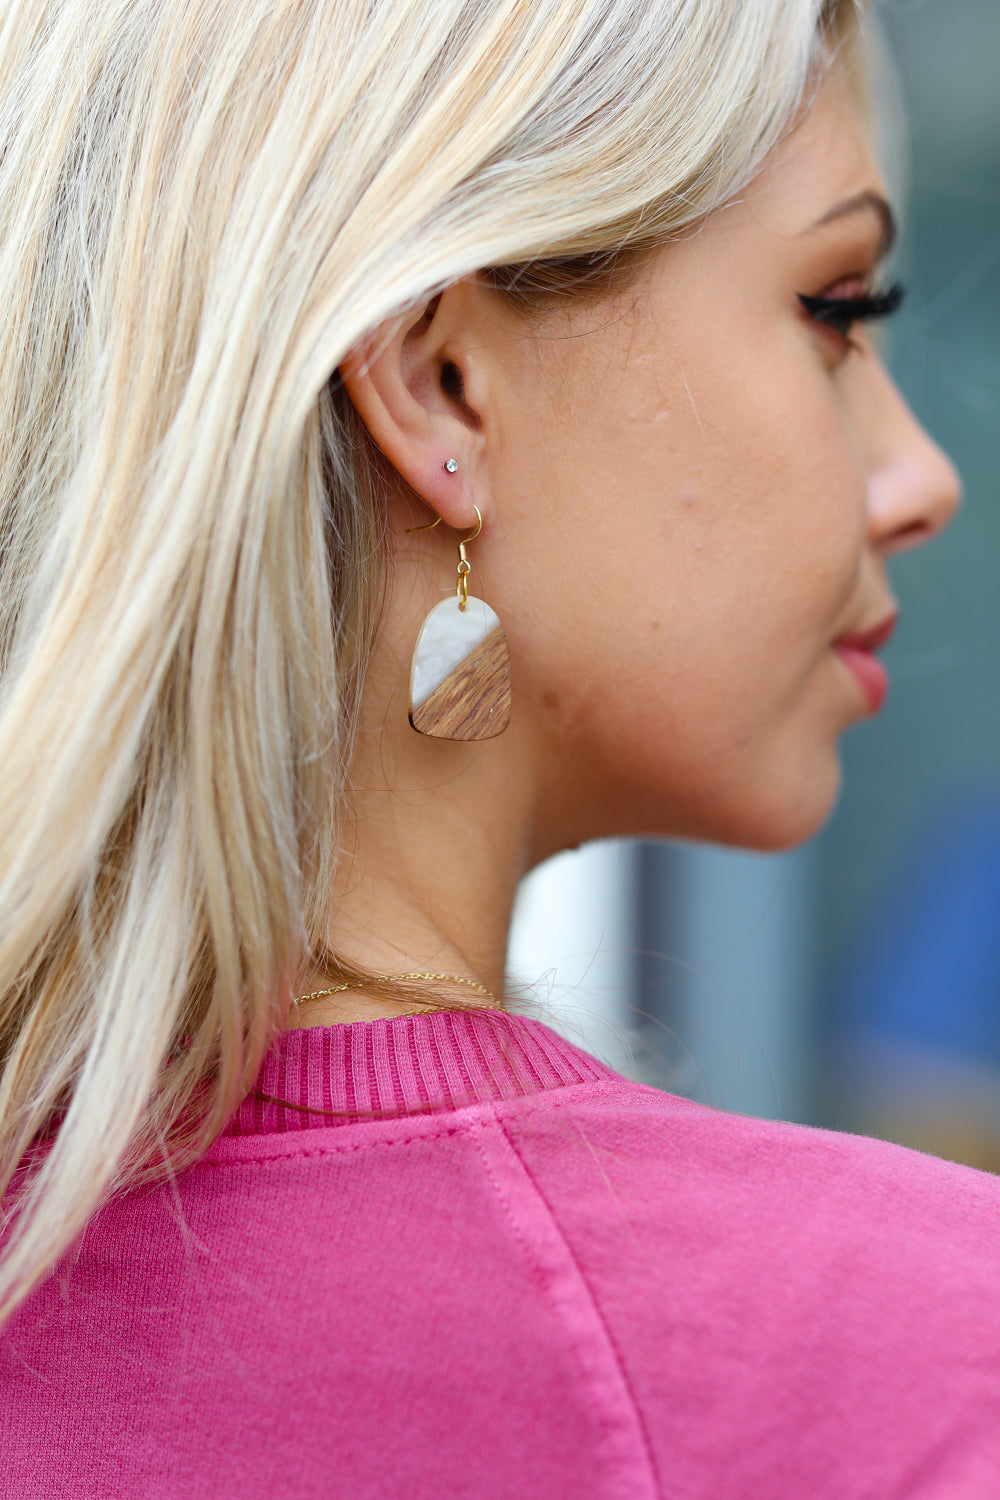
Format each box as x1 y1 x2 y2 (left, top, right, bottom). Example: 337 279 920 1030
859 357 962 556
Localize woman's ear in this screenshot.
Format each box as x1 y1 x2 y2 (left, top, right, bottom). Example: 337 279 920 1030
339 281 490 529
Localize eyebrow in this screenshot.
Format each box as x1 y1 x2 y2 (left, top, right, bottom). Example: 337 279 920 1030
808 190 897 258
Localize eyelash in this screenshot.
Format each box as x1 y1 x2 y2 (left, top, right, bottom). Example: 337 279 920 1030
798 281 906 343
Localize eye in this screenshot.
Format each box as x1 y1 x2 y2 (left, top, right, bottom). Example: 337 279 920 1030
798 279 905 349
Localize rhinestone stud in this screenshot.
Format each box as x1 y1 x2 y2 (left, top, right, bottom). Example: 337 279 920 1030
443 458 458 474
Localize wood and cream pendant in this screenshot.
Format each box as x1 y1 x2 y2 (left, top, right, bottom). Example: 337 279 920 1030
409 594 512 740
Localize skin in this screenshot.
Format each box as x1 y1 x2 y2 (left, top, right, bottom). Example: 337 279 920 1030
290 71 960 1027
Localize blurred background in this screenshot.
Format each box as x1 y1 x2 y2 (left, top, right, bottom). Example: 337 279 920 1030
507 0 1000 1171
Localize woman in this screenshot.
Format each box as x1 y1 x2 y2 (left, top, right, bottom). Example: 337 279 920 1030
1 0 998 1493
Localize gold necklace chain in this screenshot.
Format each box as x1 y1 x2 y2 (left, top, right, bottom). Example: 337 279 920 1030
292 972 495 1010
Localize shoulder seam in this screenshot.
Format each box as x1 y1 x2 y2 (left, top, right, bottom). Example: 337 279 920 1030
464 1109 661 1499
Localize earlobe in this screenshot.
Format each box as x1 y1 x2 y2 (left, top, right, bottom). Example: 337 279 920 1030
338 285 489 527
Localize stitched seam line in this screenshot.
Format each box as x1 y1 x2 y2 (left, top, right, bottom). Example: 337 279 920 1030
464 1119 624 1477
497 1113 663 1497
197 1126 468 1167
203 1080 638 1168
467 1109 661 1499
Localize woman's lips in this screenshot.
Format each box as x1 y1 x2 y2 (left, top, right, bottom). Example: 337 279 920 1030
833 613 897 714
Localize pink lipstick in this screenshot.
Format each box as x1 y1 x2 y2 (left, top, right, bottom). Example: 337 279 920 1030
833 614 897 714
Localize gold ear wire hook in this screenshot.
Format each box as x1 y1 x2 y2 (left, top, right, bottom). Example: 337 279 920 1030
404 508 482 541
404 507 483 610
455 505 482 611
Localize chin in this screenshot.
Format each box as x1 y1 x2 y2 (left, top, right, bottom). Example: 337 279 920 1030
713 759 844 853
640 749 845 854
556 738 844 855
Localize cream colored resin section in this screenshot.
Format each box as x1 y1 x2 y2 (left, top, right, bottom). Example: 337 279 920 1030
410 597 498 706
409 595 512 741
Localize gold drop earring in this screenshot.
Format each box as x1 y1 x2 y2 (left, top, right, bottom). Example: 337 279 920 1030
406 468 512 741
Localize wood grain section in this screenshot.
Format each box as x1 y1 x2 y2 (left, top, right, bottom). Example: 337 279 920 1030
410 625 512 740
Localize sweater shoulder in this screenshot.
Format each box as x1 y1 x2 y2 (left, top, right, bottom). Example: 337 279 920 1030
490 1073 1000 1257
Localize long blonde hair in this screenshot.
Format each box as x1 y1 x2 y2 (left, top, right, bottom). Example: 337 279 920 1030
0 0 860 1318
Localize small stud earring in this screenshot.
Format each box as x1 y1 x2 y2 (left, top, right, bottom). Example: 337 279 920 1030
443 458 458 474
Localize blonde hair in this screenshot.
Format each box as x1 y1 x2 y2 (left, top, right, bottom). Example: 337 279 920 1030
0 0 860 1318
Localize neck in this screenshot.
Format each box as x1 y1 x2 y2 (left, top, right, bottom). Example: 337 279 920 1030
293 784 529 1026
292 563 542 1027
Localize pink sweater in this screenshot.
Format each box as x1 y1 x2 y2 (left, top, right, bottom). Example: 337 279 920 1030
3 1009 1000 1497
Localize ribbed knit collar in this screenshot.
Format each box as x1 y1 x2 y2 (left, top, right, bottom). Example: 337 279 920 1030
224 1009 617 1136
